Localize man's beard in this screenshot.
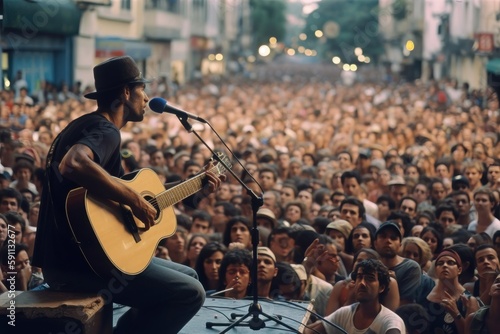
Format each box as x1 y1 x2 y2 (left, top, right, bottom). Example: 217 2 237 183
378 249 396 259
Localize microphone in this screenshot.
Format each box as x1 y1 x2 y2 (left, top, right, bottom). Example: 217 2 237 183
148 97 206 123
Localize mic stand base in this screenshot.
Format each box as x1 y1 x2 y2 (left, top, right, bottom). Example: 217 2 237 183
206 301 299 333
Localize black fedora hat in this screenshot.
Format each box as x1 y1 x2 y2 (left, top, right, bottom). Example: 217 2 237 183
84 56 150 100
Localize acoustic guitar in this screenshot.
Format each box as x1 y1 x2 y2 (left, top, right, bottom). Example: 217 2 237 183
65 153 231 278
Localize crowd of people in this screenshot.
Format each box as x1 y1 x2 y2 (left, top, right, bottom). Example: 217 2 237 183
0 60 500 333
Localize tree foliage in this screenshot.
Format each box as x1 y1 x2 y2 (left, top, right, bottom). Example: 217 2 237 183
302 0 384 63
250 0 287 50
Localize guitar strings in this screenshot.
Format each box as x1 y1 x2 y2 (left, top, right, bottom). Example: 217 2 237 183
144 154 230 210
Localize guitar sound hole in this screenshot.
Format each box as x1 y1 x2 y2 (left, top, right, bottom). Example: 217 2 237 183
144 195 161 220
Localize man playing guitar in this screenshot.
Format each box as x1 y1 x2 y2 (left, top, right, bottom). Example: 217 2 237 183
32 56 223 334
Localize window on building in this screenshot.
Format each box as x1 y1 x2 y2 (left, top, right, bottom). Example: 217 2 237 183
121 0 131 10
145 0 179 13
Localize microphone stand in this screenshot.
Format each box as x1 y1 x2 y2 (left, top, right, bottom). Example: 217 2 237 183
175 115 300 333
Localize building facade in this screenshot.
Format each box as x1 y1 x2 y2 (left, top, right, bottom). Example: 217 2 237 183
1 0 251 93
379 0 500 90
0 0 83 94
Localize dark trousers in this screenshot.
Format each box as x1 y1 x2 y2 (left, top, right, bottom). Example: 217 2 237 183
45 258 205 334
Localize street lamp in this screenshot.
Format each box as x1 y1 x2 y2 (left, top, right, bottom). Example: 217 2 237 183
258 45 271 57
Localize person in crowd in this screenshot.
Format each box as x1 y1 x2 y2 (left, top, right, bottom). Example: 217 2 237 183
305 258 405 334
217 248 252 299
395 303 430 334
162 225 188 264
212 201 241 234
280 183 298 206
423 249 480 334
304 235 344 284
463 160 485 193
345 222 376 255
341 170 379 220
465 245 500 306
272 261 303 300
283 200 308 225
268 226 295 263
195 242 227 293
468 187 500 238
467 232 493 254
184 233 209 269
189 209 212 235
0 187 22 214
339 197 366 228
387 211 414 238
376 195 396 223
255 247 278 299
399 196 418 219
451 190 474 228
222 215 252 250
401 236 433 273
1 243 43 291
464 273 500 333
373 221 422 305
256 207 278 231
325 248 400 315
421 225 444 260
9 160 37 195
325 219 353 273
435 203 460 232
446 244 478 289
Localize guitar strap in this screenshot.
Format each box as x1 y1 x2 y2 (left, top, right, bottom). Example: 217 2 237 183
43 131 63 230
32 126 71 269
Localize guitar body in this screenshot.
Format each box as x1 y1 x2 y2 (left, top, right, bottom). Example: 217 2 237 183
65 168 176 278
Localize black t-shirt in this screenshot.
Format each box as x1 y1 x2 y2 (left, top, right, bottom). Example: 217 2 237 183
32 112 123 276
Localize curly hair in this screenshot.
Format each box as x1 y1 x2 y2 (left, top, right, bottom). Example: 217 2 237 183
351 258 391 301
217 248 252 292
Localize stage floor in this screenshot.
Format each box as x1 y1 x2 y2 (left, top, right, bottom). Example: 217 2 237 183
180 297 312 333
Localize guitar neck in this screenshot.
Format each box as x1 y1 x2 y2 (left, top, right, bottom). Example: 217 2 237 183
155 172 207 210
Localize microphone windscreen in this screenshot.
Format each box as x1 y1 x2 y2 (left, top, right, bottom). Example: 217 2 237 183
148 97 167 113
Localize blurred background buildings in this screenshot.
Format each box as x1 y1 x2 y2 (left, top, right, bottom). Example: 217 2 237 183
1 0 500 95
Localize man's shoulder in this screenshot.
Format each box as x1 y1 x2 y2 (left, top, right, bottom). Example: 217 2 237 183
486 218 500 236
468 220 478 230
333 303 358 315
375 305 405 332
394 257 420 271
310 275 333 293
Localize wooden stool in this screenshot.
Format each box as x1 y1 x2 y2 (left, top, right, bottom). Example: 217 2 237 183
0 290 112 334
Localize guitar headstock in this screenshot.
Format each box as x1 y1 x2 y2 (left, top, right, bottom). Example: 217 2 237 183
211 152 232 176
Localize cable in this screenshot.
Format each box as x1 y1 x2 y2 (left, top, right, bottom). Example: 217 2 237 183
204 120 264 195
279 314 322 334
201 306 233 322
271 300 348 334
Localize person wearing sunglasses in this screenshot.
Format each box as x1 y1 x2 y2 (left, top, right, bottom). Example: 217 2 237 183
423 250 480 333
